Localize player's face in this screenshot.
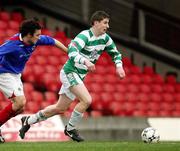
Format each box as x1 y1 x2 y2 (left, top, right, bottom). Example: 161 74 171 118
95 18 109 35
27 29 41 45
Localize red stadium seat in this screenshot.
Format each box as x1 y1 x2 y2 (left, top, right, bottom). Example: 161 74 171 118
65 38 71 46
36 46 52 57
44 91 57 103
113 92 125 102
116 84 127 93
88 83 102 93
8 21 19 30
59 55 68 64
124 67 131 75
166 75 177 84
126 84 139 93
91 92 101 102
136 102 149 111
151 84 163 93
161 93 174 102
122 57 132 67
174 93 180 102
163 84 175 93
139 84 151 93
123 102 135 116
0 11 10 21
148 102 160 111
147 110 159 117
174 102 180 110
108 101 124 116
150 93 162 102
103 83 115 92
100 92 112 105
96 65 107 75
42 28 53 36
0 21 8 29
137 93 150 102
125 92 138 102
172 110 180 117
0 29 6 38
40 101 51 109
35 56 47 66
91 100 104 111
97 57 109 66
11 12 24 23
54 30 66 40
130 65 141 74
32 65 46 83
141 74 153 84
153 74 164 84
23 82 34 94
143 66 154 75
30 91 44 103
106 65 116 75
105 74 117 84
47 56 61 66
175 83 180 92
22 65 36 83
88 74 105 84
45 65 58 74
47 82 61 92
26 101 40 113
159 110 172 117
6 29 17 37
129 74 141 84
160 102 173 111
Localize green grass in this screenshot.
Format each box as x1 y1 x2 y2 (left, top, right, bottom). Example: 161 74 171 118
0 141 180 151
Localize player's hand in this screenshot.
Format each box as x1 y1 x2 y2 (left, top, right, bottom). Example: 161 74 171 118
84 59 96 72
116 67 126 79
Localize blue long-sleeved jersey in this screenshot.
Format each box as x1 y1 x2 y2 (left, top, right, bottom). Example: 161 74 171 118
0 33 55 74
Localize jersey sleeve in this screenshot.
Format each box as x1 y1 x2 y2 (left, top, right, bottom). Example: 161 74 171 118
68 31 88 64
0 41 19 55
36 35 55 45
105 35 123 67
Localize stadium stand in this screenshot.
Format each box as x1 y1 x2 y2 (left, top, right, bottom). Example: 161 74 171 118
0 9 179 118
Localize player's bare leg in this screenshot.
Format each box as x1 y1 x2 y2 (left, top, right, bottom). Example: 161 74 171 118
19 94 72 139
64 84 92 142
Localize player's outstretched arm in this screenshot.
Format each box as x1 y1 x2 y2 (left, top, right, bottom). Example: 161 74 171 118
54 39 68 53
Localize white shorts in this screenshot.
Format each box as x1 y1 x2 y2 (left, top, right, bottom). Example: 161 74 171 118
0 73 24 99
59 69 83 100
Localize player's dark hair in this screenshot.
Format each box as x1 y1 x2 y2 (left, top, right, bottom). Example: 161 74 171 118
90 11 110 26
19 18 41 37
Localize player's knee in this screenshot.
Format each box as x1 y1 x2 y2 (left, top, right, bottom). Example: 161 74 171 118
82 95 92 108
12 97 26 110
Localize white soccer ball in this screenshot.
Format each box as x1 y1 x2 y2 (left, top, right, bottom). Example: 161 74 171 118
141 127 160 143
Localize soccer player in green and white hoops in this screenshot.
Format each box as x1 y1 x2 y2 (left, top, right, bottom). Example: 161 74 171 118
19 11 126 142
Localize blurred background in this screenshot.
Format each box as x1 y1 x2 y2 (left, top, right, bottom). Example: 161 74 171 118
0 0 179 141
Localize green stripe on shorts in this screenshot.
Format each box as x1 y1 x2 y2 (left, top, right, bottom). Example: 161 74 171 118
66 73 79 86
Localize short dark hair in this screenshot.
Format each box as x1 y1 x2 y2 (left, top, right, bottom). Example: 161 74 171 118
19 18 41 37
90 11 110 26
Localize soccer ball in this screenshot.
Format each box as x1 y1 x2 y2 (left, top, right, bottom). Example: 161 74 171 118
141 127 160 143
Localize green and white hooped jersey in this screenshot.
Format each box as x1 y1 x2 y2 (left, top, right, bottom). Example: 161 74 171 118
63 28 123 80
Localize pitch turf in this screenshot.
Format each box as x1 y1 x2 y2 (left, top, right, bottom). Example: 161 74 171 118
0 141 180 151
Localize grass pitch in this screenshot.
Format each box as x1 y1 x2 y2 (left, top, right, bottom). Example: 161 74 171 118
0 141 180 151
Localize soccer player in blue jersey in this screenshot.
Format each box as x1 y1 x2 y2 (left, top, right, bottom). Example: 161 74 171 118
0 19 67 142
